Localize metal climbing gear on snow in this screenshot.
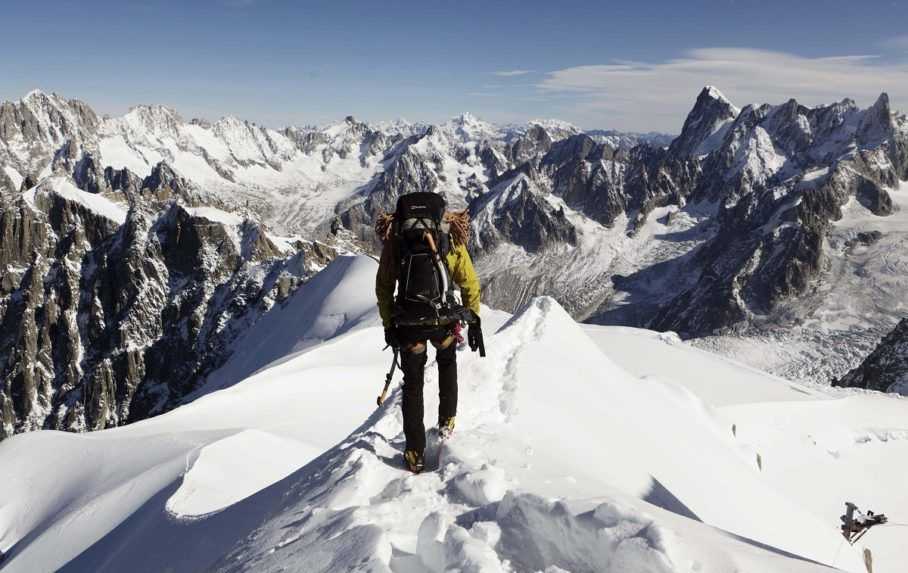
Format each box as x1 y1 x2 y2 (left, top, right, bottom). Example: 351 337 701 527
376 347 400 407
841 502 888 544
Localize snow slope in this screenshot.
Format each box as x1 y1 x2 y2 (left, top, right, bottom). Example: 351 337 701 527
23 177 128 224
186 255 383 398
1 256 904 573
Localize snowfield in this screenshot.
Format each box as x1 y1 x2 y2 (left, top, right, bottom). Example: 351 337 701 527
23 177 129 225
1 256 905 572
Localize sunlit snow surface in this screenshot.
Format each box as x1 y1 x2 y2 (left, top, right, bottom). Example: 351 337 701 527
22 177 128 224
0 256 905 572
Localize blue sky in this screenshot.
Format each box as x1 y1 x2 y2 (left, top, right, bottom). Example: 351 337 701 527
3 0 908 132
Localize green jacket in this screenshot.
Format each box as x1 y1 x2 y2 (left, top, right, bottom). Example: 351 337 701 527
375 240 481 328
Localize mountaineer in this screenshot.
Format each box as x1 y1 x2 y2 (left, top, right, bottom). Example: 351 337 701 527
375 192 484 473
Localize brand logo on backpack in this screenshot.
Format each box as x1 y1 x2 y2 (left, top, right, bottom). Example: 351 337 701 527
393 193 459 325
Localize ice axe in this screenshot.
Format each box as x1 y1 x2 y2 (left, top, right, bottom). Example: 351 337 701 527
376 347 400 407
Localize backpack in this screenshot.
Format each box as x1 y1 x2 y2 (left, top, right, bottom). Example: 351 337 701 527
392 192 460 326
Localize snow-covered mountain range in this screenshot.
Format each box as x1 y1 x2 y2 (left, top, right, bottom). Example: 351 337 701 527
1 86 907 441
1 256 905 573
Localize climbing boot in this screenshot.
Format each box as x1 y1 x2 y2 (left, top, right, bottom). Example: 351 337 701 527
438 416 456 440
404 449 424 474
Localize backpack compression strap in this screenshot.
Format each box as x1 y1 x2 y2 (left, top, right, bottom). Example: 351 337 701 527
423 231 451 302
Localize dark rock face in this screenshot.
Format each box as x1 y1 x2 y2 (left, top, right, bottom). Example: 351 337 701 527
856 178 893 216
0 184 332 439
471 174 577 254
538 136 627 227
835 319 908 393
844 230 883 249
668 86 738 158
0 91 100 177
508 124 554 164
141 162 195 201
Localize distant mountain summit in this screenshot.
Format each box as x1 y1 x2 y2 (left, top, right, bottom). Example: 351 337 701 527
668 85 739 158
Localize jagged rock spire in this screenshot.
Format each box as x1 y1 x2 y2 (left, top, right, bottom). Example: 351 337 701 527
668 86 740 158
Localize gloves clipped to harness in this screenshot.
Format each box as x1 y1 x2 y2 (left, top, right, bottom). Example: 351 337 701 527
467 313 486 357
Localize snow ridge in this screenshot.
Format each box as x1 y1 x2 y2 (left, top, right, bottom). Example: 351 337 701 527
3 253 906 572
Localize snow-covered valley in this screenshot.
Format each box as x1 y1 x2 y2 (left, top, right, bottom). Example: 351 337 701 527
1 256 905 573
693 180 908 384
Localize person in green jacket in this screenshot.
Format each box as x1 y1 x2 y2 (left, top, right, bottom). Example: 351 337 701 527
375 193 483 473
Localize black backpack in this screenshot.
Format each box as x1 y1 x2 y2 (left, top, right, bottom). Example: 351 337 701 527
393 192 459 326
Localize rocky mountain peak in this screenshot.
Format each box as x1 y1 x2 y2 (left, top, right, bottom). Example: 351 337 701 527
508 123 555 164
471 172 577 254
702 85 735 107
18 89 94 120
20 88 55 105
871 92 891 115
117 104 183 141
542 133 604 165
528 118 581 139
442 112 498 143
455 111 480 124
668 85 740 158
1 90 100 176
762 98 812 155
857 92 895 144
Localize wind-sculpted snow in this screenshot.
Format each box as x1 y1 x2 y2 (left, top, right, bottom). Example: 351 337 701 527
165 429 319 518
6 290 907 572
186 255 382 398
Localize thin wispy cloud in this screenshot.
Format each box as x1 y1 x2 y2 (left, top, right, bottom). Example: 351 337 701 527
880 34 908 51
538 48 908 131
493 70 534 77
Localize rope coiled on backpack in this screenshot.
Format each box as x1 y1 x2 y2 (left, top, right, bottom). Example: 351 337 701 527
375 210 470 246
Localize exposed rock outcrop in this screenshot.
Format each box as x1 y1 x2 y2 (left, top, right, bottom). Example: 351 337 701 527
0 180 333 439
835 319 908 393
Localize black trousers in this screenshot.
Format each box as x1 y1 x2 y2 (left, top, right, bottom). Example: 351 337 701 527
399 326 457 453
